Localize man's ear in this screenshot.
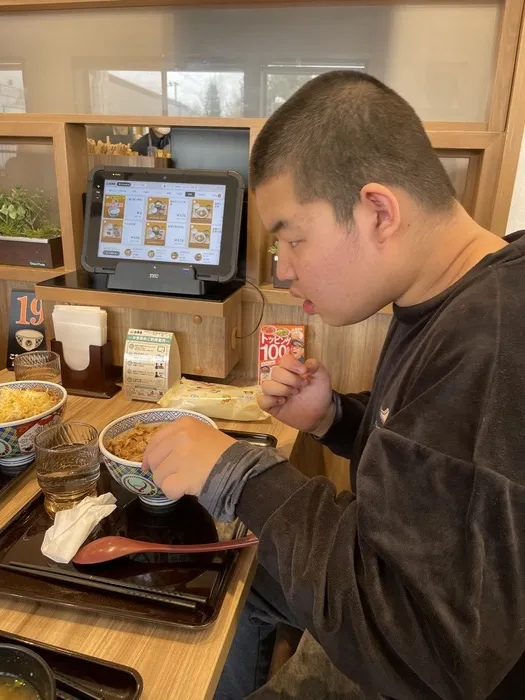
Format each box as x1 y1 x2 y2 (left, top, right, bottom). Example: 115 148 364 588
359 183 401 245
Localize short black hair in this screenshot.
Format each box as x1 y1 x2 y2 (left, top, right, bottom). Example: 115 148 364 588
250 71 456 221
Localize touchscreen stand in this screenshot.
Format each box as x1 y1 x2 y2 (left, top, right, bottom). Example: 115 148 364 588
107 261 212 296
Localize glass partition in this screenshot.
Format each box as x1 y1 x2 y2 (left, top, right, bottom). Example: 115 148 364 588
0 3 501 121
440 156 470 202
0 63 26 114
0 138 60 237
0 138 58 216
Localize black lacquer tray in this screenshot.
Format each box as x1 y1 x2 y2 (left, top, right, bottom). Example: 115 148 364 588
0 431 276 629
0 630 142 699
0 460 34 500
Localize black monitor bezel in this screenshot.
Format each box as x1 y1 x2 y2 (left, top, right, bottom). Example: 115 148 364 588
82 166 244 283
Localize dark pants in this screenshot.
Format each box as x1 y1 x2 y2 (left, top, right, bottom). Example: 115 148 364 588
214 566 378 700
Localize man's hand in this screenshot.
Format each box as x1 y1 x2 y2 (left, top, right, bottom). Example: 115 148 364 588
142 417 235 500
258 355 334 433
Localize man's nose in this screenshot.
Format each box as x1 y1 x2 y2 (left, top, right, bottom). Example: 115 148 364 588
276 251 295 281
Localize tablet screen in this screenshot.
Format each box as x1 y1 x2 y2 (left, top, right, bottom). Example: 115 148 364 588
97 179 226 266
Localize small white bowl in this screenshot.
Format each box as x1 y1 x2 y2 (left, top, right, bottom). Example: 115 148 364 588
0 381 67 473
99 408 218 508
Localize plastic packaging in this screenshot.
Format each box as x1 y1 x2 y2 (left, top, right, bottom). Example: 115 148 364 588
159 378 268 421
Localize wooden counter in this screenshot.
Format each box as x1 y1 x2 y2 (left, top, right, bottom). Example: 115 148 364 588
0 370 298 699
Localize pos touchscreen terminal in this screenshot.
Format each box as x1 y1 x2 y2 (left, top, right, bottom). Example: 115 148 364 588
82 166 244 296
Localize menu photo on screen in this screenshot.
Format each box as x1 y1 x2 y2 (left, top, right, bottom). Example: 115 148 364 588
97 180 226 266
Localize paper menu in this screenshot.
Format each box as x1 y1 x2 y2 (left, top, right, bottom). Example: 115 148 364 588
124 328 181 402
258 324 305 384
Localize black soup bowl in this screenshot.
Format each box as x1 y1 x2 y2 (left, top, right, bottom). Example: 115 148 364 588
0 643 56 699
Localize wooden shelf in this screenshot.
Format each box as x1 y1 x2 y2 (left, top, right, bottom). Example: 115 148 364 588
0 114 500 151
0 114 266 129
242 283 303 307
0 0 309 12
34 277 394 317
0 265 66 283
35 277 243 318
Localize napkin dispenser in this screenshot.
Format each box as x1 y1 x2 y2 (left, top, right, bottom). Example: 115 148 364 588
51 305 119 399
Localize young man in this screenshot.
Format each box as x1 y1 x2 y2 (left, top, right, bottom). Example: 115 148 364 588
143 72 525 699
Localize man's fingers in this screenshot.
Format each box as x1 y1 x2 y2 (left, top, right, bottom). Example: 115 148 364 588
142 421 180 467
304 357 321 375
261 379 299 398
155 471 185 500
277 353 309 375
268 366 307 389
151 454 180 489
143 434 177 471
257 393 286 412
142 416 201 469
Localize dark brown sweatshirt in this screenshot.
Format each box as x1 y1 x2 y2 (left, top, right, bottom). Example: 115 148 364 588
200 231 525 700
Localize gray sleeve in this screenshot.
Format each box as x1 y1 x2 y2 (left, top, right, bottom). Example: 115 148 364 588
198 441 288 521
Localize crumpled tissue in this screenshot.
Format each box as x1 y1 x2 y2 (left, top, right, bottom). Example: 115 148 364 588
41 493 117 563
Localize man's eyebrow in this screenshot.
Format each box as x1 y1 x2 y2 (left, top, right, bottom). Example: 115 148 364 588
268 219 287 235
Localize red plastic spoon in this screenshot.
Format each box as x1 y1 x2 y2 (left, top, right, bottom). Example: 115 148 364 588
72 534 258 565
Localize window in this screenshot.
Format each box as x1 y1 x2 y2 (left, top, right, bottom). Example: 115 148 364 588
88 70 163 115
87 68 244 117
263 62 366 116
0 63 25 113
167 70 244 117
440 156 469 201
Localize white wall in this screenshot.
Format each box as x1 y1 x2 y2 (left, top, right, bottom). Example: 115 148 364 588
506 129 525 234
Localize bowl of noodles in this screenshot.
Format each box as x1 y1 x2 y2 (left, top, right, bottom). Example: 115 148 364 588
99 408 218 508
0 381 67 474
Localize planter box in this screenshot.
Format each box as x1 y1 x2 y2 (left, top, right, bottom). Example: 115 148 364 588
0 235 63 269
271 256 292 289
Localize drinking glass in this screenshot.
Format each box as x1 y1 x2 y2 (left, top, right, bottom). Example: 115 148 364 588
35 423 100 516
14 351 62 384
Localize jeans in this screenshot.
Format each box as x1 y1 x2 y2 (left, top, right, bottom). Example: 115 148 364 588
214 566 379 700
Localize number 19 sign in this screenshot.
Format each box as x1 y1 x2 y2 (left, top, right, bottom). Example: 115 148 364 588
6 290 46 370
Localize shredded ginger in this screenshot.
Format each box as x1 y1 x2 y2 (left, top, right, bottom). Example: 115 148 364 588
0 386 59 423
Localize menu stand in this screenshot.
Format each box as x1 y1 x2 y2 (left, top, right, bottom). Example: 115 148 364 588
51 339 120 399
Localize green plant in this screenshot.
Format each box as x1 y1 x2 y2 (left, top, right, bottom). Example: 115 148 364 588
0 186 61 240
268 240 279 256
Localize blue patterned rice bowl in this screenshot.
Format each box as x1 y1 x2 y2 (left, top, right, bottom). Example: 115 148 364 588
0 380 67 474
99 408 218 507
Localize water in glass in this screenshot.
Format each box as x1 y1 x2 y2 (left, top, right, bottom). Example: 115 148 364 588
35 423 100 516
